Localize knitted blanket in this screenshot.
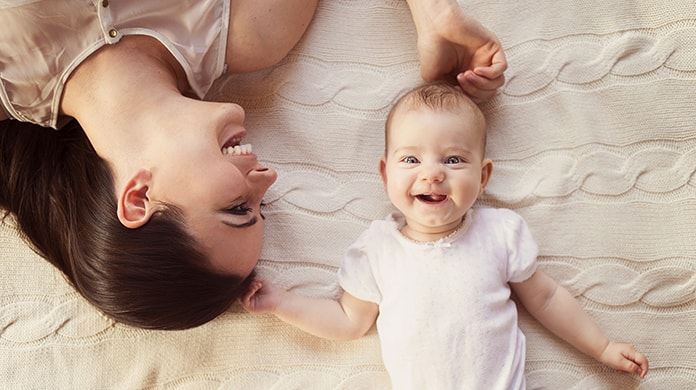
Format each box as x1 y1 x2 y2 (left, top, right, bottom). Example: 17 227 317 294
2 0 695 388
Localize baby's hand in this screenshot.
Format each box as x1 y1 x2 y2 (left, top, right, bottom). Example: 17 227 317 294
599 342 649 379
240 278 282 314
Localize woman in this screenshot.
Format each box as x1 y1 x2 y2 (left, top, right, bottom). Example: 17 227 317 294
0 0 507 330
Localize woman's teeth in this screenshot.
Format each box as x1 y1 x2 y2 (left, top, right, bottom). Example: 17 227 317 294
222 144 253 156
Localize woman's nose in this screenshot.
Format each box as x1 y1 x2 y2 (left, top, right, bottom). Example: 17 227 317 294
211 102 246 130
248 166 278 192
221 103 246 124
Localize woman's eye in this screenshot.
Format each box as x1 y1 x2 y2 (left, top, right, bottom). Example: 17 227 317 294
402 156 419 164
445 156 463 164
225 203 252 215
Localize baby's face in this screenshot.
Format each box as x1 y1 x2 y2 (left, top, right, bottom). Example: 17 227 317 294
380 107 490 240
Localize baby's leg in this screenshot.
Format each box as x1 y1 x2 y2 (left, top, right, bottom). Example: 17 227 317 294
226 0 319 73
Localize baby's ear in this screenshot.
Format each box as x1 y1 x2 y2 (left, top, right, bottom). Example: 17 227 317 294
117 169 156 229
479 158 493 195
379 156 388 185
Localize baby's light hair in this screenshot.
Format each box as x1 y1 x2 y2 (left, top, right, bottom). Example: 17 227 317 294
384 82 487 153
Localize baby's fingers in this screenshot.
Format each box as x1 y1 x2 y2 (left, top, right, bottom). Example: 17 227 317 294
601 342 649 379
627 351 649 379
617 360 645 379
615 346 649 379
240 280 263 310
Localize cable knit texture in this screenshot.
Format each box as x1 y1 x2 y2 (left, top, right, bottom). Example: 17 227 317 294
2 0 695 388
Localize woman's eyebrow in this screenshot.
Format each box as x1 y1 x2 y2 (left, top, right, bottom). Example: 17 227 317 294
222 216 258 229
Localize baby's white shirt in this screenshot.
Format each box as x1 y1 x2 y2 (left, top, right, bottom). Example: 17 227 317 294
338 208 538 390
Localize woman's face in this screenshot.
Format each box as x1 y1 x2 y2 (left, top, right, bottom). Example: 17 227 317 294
148 101 277 277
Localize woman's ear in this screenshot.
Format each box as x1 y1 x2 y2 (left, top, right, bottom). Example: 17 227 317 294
117 169 156 229
479 158 493 195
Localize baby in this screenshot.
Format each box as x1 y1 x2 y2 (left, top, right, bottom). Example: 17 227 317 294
241 82 649 389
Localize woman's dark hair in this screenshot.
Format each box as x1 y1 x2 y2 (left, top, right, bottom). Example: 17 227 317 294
0 119 252 330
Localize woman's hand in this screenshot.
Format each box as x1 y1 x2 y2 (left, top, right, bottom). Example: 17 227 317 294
406 0 507 103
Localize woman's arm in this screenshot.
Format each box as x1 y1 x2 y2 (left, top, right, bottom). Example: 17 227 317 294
226 0 319 73
405 0 507 102
241 279 379 341
512 270 649 378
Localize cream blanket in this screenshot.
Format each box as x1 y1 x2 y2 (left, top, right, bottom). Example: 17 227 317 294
2 0 695 388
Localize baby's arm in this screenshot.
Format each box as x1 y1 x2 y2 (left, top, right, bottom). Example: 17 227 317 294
241 279 379 341
511 270 649 379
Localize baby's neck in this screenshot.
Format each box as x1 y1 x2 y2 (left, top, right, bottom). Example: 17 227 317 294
400 218 464 243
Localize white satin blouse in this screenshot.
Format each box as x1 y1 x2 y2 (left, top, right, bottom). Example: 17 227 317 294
0 0 230 128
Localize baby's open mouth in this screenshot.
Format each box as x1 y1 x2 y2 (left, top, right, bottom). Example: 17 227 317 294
416 193 447 203
222 137 253 156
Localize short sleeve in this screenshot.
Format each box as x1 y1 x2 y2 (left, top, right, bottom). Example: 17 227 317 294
502 210 539 283
337 230 382 304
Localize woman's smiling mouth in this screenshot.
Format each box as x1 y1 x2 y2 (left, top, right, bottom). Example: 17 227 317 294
222 143 253 156
221 136 253 156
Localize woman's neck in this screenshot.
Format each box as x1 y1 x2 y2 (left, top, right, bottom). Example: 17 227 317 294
61 35 189 179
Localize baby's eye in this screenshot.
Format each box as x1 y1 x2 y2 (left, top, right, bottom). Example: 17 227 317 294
401 156 419 164
445 156 463 164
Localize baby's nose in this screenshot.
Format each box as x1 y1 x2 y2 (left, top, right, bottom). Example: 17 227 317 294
419 163 445 182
